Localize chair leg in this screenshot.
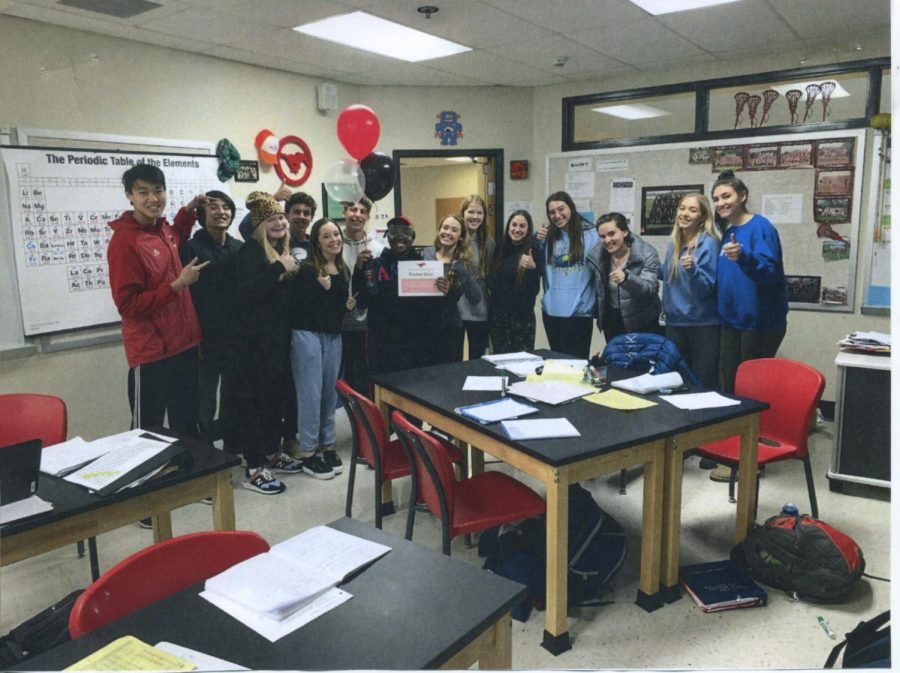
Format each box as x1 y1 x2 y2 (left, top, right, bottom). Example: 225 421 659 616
405 500 415 541
801 456 819 519
442 524 452 556
728 465 737 504
88 537 100 581
345 454 357 520
76 539 85 558
618 468 627 495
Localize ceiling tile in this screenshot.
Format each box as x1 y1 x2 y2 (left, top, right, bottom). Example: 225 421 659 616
484 0 646 34
138 6 273 45
769 0 890 40
658 0 797 54
571 17 709 66
484 32 629 77
195 0 355 29
426 50 567 87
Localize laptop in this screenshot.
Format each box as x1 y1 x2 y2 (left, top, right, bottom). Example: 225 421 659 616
0 438 42 506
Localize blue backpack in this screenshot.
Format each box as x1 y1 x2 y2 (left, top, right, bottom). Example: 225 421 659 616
598 332 702 386
478 485 627 621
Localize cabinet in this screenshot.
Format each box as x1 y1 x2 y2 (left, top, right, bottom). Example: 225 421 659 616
828 352 891 491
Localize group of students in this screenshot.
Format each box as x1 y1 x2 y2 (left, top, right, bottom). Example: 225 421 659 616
536 170 788 396
107 163 787 499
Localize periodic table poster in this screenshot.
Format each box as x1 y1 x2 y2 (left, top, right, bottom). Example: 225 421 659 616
1 147 223 336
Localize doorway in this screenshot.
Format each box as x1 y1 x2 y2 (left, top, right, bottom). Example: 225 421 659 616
392 148 504 248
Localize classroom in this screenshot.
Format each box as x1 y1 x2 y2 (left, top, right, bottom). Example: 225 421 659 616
0 0 893 669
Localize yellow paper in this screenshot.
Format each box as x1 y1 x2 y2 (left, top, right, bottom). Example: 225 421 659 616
583 389 657 411
66 635 197 671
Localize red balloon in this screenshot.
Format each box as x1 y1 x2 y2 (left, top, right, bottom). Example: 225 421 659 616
337 105 381 160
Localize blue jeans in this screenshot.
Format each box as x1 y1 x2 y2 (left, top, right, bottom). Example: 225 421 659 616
291 330 342 453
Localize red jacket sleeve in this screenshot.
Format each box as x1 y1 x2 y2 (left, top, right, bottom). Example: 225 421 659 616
107 233 178 320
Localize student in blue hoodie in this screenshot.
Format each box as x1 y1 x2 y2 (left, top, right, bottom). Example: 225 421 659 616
713 171 788 393
533 191 600 359
659 193 721 389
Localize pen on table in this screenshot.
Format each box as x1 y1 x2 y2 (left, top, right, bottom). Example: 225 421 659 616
501 376 508 397
818 616 836 639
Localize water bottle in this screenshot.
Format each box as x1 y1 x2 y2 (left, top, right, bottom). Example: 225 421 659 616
780 503 799 517
364 260 377 295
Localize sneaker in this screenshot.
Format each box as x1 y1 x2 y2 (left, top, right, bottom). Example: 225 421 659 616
200 496 213 505
323 450 343 475
709 464 734 482
243 468 286 495
698 457 718 470
302 454 335 480
267 452 304 475
138 517 153 529
282 437 303 459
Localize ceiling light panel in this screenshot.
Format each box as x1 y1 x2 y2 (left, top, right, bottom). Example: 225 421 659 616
628 0 740 15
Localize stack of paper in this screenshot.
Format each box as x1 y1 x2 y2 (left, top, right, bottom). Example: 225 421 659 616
455 398 539 424
63 432 179 496
507 380 593 405
201 526 390 641
65 635 197 671
41 429 176 478
838 331 891 354
680 559 767 612
482 351 544 377
500 418 580 440
611 371 682 395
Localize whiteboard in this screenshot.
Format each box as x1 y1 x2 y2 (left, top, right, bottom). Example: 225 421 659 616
1 146 223 336
545 129 867 313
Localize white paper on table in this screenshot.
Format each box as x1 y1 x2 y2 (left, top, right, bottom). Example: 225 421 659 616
0 494 53 525
455 398 538 424
62 434 176 492
546 359 588 370
482 351 542 365
611 371 682 395
155 642 249 671
659 392 742 410
462 376 506 391
270 525 391 582
397 260 444 297
39 437 100 477
500 418 580 440
199 587 351 643
497 360 545 377
507 380 592 405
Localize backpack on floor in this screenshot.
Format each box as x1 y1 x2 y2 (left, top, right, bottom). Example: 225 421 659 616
825 610 890 668
731 512 864 603
478 484 627 621
0 589 83 666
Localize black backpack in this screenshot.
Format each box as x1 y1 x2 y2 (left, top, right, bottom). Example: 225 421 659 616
478 484 627 621
825 610 890 668
732 513 864 603
0 589 83 666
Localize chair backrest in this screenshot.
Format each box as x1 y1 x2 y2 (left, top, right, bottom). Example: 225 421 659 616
601 333 702 386
69 531 269 638
391 411 455 523
0 394 67 448
735 358 825 459
335 379 388 468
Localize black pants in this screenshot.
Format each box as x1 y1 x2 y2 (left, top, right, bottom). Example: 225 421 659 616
541 313 594 359
280 369 298 442
719 324 786 393
489 310 536 355
463 320 490 359
665 324 721 389
341 330 371 396
127 347 199 437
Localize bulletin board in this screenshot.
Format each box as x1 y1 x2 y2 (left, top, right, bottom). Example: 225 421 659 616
0 129 221 349
545 128 868 313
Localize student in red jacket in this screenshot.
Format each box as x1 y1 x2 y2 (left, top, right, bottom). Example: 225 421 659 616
107 164 209 438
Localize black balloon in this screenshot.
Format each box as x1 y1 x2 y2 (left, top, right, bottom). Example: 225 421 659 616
360 152 395 201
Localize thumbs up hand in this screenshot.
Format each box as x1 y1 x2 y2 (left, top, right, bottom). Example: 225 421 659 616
317 268 332 290
722 232 741 261
536 223 549 241
680 241 696 270
519 247 536 270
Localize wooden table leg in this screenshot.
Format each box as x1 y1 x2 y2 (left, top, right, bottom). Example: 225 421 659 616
212 470 236 531
660 437 685 601
478 613 512 669
373 385 396 514
635 442 664 611
152 512 173 543
734 416 759 542
541 469 571 655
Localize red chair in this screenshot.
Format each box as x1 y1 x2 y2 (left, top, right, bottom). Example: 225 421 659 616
697 358 826 519
336 379 464 529
392 410 546 556
0 394 100 577
69 530 269 638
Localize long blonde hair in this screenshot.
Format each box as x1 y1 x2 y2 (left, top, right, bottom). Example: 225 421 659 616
667 192 719 282
459 194 490 278
252 214 292 281
433 214 474 292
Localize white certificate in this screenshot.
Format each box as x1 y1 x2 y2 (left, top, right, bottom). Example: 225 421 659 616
397 260 445 297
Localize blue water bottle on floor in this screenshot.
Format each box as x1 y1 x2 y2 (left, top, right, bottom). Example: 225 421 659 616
781 503 799 517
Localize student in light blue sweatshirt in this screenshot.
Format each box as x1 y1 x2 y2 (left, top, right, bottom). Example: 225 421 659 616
660 192 721 389
533 191 600 359
713 171 788 393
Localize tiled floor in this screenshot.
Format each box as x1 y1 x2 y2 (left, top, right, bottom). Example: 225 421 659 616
0 415 890 670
